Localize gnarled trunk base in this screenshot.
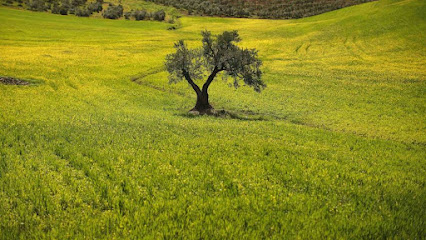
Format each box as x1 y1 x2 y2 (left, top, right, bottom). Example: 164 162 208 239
189 106 215 115
189 93 214 115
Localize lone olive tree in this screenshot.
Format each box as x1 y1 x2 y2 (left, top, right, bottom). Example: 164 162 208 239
165 30 265 114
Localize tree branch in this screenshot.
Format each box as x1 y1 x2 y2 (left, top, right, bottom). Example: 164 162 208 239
202 67 221 94
182 69 201 96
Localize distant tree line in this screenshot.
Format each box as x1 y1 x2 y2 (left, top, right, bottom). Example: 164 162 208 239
3 0 103 16
124 9 166 21
4 0 168 21
145 0 375 19
102 5 167 21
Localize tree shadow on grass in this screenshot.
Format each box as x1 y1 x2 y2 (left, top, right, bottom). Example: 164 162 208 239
175 109 269 121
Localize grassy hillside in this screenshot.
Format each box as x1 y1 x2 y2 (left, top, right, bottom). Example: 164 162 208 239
0 0 425 238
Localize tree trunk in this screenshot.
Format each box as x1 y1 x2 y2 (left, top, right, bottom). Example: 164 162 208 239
191 91 213 114
183 68 221 115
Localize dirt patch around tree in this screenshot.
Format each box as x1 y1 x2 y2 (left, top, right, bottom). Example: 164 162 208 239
0 76 31 85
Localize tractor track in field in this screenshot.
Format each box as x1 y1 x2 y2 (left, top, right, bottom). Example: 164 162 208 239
131 67 190 98
344 36 369 60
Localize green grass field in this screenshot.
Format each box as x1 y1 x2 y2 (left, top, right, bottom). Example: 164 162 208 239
0 0 425 238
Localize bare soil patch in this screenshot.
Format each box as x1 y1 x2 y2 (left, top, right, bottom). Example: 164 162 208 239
0 76 30 85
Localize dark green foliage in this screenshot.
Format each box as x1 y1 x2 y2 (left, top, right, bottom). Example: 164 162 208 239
4 0 23 6
87 1 102 13
70 0 85 7
145 0 375 19
103 4 123 19
123 9 167 22
166 40 204 85
133 9 147 21
51 2 59 13
53 0 69 15
27 0 47 11
124 11 131 20
201 30 264 91
30 0 86 15
59 5 68 15
152 9 165 21
166 30 264 94
75 6 90 17
7 0 167 22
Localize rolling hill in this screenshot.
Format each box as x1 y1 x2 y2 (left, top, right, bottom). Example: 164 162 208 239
0 0 425 238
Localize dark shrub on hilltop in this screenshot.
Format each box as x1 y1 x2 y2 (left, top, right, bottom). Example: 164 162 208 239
123 9 168 22
152 9 165 21
4 0 14 6
103 4 123 19
87 1 102 13
51 2 60 13
27 0 48 11
133 9 148 21
51 5 65 15
59 5 69 15
124 11 131 20
68 6 75 14
51 0 70 15
75 6 91 17
70 0 86 7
